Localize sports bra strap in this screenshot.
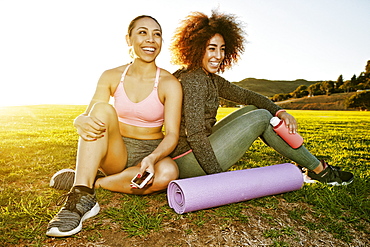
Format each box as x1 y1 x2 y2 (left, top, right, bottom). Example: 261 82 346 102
120 64 131 83
154 67 160 88
120 64 160 88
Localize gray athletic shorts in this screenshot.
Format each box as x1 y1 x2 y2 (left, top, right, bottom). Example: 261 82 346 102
123 137 162 168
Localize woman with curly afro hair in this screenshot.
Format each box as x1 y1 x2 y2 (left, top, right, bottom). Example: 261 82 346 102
169 10 353 186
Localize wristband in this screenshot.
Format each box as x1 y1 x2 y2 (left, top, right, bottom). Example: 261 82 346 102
275 109 286 117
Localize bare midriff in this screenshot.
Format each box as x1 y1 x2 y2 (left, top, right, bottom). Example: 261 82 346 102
119 122 164 140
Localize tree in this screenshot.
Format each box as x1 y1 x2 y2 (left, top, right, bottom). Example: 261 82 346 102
345 91 370 110
341 74 360 91
336 74 344 91
365 60 370 76
340 80 353 93
351 74 359 87
356 72 368 90
291 85 308 98
364 60 370 88
320 81 335 95
271 93 291 102
307 83 323 96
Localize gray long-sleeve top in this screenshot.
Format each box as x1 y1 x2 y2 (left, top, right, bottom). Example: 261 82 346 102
171 67 282 174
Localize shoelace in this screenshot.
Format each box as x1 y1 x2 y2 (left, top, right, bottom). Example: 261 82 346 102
56 191 72 206
55 190 80 212
325 165 342 181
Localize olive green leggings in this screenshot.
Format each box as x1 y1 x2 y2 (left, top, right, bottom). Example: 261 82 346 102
174 106 320 178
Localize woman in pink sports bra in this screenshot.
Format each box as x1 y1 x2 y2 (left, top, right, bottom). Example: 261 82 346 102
46 15 182 237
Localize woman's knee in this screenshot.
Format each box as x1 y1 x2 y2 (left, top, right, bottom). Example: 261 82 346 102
242 105 258 112
90 102 118 122
91 102 115 115
245 109 272 124
161 159 179 180
154 158 179 185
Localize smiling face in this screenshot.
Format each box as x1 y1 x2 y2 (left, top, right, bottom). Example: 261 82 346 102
126 17 162 63
201 33 225 74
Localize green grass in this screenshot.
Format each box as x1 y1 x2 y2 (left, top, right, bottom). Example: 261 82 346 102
0 105 369 246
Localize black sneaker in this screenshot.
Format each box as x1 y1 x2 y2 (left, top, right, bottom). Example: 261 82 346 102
307 161 354 186
50 169 106 191
296 163 343 184
46 186 100 237
297 164 342 173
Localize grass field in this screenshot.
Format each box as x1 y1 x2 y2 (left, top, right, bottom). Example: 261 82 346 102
0 105 369 246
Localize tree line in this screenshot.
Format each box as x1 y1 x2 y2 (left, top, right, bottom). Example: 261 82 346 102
271 60 370 110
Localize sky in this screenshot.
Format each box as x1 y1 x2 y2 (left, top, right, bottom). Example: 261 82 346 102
1 0 369 106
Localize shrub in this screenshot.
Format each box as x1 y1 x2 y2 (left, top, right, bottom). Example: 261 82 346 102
272 93 291 102
344 91 370 110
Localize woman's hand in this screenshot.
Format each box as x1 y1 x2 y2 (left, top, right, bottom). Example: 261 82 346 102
74 114 106 141
137 155 156 187
277 111 298 134
140 155 155 175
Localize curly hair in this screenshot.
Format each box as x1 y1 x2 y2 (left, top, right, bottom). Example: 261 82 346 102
170 10 245 73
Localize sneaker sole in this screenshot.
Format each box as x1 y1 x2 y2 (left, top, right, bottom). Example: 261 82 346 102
306 176 354 186
46 202 100 237
327 176 354 186
303 174 317 184
50 169 75 191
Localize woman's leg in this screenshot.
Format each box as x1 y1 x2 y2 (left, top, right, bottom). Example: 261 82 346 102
213 108 320 170
259 121 321 171
175 108 271 177
96 157 179 194
175 106 258 178
212 105 257 132
174 152 207 178
74 102 127 189
175 107 320 178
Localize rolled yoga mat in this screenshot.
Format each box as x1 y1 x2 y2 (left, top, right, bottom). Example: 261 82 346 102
167 163 303 214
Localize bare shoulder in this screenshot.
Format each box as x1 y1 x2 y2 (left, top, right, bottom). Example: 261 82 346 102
159 68 181 86
97 64 130 93
158 68 182 99
100 65 126 81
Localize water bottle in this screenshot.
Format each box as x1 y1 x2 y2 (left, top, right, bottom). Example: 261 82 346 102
270 117 303 149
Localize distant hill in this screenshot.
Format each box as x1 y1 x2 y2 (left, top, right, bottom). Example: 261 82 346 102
234 78 319 97
275 92 357 110
230 78 358 110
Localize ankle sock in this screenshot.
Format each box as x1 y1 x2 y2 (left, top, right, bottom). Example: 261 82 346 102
73 185 94 194
321 160 328 169
93 170 106 187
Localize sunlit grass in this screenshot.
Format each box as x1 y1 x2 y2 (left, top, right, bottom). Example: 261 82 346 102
0 105 369 246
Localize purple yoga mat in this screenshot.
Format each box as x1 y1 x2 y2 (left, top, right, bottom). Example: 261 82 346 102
167 163 303 214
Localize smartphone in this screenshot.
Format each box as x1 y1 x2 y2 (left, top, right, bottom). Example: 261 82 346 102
131 171 154 189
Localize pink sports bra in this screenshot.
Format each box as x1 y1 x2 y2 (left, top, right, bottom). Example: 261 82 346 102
114 65 164 128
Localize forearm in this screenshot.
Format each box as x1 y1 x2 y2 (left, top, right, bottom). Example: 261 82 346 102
218 77 281 115
147 132 179 163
